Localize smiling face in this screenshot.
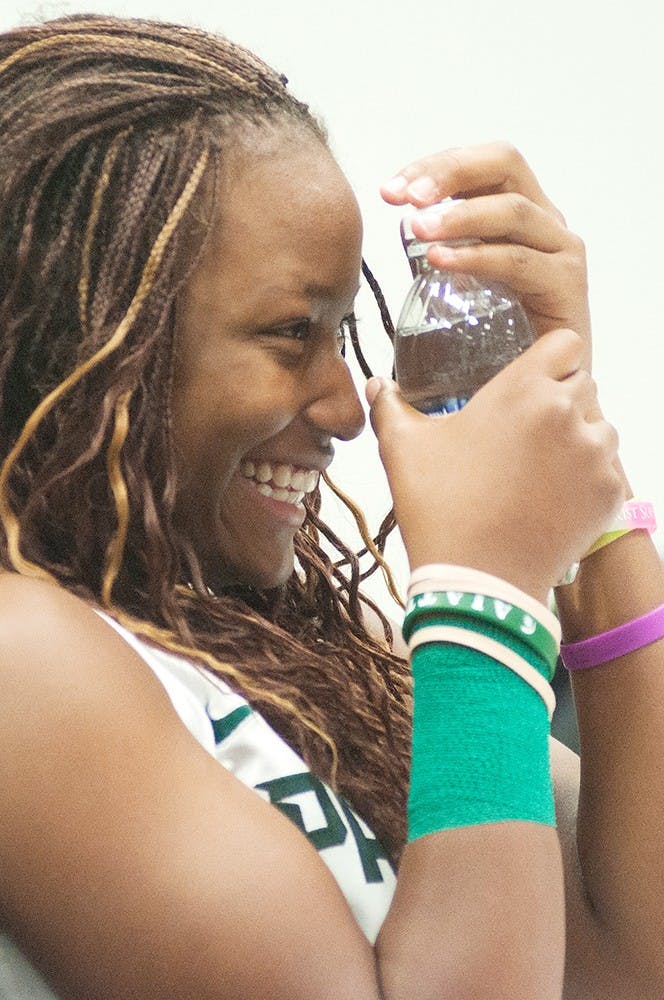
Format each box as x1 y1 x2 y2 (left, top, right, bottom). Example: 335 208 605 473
170 126 365 591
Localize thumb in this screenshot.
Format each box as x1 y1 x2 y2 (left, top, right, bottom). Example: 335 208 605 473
365 375 421 455
364 375 394 407
364 375 405 436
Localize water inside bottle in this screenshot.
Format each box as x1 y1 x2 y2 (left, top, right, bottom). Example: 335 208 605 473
395 300 533 415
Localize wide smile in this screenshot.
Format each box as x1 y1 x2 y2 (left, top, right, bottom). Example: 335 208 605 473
239 460 320 508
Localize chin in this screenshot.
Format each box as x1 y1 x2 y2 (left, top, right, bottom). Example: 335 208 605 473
221 549 296 593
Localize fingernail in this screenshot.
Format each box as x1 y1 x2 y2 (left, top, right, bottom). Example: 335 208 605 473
413 212 445 238
365 375 387 405
406 176 438 202
381 175 408 196
431 244 458 261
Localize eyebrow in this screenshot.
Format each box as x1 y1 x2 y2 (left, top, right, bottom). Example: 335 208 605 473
256 281 361 310
310 282 362 311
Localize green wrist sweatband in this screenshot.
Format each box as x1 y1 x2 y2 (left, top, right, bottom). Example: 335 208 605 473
408 637 555 842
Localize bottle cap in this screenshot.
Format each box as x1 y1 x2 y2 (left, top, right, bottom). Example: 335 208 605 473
400 198 480 260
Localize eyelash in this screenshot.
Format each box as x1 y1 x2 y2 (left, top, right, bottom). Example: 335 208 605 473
338 314 356 355
268 316 354 353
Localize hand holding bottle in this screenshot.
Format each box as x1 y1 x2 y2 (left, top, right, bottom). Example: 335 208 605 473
381 142 592 371
366 328 622 603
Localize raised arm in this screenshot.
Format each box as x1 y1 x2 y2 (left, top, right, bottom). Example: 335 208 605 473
366 326 620 999
554 481 664 999
0 554 564 999
379 141 664 997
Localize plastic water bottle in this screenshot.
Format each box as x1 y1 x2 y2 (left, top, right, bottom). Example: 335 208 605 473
394 199 534 415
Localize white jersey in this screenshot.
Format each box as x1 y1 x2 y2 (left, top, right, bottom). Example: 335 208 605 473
0 612 396 998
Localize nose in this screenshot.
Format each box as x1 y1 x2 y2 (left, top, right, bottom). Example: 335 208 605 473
304 353 366 442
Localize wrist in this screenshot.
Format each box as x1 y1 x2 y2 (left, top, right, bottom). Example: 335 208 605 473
556 527 664 643
409 641 554 840
409 548 550 607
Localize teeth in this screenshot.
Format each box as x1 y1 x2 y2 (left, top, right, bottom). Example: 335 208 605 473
240 460 319 495
304 470 318 492
253 482 306 505
272 464 292 488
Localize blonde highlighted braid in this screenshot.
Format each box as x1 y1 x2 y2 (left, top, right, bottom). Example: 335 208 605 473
0 14 411 861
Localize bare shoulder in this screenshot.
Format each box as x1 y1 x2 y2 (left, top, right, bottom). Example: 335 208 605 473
0 569 113 657
0 568 90 642
0 571 177 727
0 569 131 656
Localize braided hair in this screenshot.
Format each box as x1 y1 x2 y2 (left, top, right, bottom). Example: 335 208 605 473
0 13 411 861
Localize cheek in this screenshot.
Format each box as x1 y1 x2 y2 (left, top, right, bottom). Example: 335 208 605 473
173 342 298 442
171 388 300 488
171 334 308 485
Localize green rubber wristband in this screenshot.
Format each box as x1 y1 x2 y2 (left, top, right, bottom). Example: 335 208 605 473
408 638 555 841
403 590 559 680
407 611 554 683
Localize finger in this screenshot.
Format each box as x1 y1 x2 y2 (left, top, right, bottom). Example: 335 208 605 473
364 376 426 455
589 418 620 466
559 369 607 423
560 367 596 397
424 239 576 304
576 416 622 505
381 142 562 216
365 377 407 474
514 328 584 381
410 193 571 255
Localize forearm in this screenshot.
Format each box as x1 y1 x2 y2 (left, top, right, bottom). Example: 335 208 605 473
377 616 566 998
555 481 664 987
377 825 565 1000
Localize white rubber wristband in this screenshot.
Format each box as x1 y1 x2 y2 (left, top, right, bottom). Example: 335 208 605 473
408 564 561 643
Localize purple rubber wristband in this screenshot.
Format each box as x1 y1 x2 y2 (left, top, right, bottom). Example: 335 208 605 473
560 603 664 671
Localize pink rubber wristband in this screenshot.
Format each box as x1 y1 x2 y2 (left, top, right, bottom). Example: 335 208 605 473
610 500 656 533
560 603 664 671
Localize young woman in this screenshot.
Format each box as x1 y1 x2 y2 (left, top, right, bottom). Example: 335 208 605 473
0 14 663 999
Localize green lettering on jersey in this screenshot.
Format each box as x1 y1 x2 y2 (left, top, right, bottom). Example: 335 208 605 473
256 772 391 884
256 772 347 851
209 704 252 744
339 800 392 883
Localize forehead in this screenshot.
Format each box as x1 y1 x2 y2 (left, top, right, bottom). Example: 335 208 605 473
191 126 363 305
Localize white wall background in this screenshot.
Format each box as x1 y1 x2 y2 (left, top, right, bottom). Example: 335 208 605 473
3 0 662 612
